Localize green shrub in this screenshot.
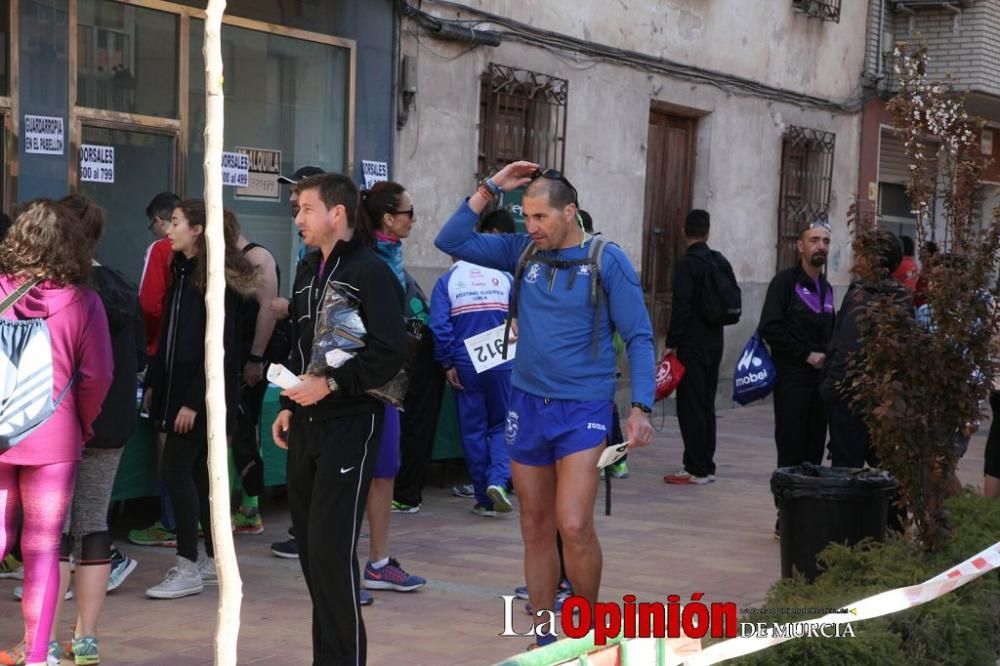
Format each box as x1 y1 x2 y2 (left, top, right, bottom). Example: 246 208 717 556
728 492 1000 665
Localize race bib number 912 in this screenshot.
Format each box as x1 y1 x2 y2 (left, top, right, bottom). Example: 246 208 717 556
463 324 516 373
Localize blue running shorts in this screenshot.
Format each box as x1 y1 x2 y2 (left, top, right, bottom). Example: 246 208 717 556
505 387 613 466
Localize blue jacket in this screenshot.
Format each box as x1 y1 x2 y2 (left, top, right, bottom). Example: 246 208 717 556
434 200 655 405
429 261 513 371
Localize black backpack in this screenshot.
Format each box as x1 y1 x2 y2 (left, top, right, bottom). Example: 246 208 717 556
503 237 609 359
698 250 742 326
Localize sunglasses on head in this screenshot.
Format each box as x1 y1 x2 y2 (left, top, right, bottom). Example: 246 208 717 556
533 168 578 205
808 219 832 232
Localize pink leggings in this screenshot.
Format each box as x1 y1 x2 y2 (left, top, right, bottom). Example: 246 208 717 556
0 460 77 664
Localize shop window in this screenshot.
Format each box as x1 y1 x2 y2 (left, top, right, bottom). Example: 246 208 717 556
188 19 351 277
478 63 567 179
77 0 179 118
777 126 836 270
79 125 175 286
169 0 343 36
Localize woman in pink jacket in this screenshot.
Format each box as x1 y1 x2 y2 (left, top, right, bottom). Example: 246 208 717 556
0 199 113 666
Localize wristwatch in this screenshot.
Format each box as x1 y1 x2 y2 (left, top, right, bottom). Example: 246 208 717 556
326 376 339 394
631 402 652 414
247 354 264 364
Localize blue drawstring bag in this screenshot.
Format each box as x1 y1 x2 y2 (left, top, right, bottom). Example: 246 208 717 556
732 332 777 405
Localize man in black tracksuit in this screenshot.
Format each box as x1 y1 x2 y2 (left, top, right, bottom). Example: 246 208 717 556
272 173 406 666
759 221 835 469
664 210 726 484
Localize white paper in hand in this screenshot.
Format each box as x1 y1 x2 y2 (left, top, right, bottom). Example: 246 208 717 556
596 442 630 469
267 363 302 389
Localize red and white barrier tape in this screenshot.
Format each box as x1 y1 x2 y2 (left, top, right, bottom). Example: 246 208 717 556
683 540 1000 665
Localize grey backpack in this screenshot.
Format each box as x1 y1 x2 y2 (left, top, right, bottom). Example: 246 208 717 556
0 278 75 454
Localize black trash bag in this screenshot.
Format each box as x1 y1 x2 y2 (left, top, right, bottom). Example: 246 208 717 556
771 463 897 581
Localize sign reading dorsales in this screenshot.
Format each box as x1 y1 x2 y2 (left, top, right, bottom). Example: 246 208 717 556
79 144 115 184
235 147 282 201
361 160 388 190
24 115 65 155
222 151 250 187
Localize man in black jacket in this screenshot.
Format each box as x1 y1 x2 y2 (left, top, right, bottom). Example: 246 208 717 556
759 220 835 470
271 173 406 666
664 210 726 485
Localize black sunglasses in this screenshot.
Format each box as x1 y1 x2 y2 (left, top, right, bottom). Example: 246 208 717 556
533 168 578 205
392 207 415 218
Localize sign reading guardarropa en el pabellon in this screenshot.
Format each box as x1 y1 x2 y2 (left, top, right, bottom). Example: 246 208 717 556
24 115 64 155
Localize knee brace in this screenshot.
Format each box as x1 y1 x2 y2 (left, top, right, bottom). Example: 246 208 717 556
59 533 74 561
78 530 112 566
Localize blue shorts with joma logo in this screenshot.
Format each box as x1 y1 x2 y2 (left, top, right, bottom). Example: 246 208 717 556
505 387 613 466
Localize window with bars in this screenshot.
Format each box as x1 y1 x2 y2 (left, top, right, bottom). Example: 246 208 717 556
777 126 836 270
477 63 568 180
792 0 842 22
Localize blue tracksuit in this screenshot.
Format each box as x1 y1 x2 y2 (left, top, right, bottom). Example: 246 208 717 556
434 200 655 407
429 261 513 508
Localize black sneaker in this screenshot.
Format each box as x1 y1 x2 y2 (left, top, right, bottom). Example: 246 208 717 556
271 538 298 559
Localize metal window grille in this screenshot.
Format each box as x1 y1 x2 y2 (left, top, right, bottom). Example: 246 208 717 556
792 0 842 22
777 126 836 270
477 64 568 179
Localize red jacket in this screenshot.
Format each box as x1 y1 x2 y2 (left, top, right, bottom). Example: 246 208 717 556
892 255 920 292
139 237 173 355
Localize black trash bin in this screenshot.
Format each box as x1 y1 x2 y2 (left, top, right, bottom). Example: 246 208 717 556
770 464 897 582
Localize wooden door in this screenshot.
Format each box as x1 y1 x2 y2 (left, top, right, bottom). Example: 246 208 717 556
642 111 696 346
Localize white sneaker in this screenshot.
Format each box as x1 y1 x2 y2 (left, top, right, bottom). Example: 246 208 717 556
145 556 203 599
197 552 218 586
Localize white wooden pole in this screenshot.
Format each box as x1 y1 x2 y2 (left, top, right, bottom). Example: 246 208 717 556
202 2 241 664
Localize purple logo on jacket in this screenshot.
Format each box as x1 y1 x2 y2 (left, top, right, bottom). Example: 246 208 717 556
795 280 834 315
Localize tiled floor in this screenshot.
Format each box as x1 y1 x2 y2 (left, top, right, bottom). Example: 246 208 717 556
0 403 989 665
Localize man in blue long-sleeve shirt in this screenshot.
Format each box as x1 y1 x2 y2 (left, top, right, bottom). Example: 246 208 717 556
435 160 655 646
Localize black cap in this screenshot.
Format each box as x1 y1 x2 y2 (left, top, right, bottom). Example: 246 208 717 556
277 165 324 185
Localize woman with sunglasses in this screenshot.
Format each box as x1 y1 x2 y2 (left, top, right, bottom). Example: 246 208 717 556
353 182 428 597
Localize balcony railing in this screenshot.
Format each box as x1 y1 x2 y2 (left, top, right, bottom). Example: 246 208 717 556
792 0 842 23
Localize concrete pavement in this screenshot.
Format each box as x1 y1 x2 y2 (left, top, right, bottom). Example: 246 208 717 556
0 403 989 664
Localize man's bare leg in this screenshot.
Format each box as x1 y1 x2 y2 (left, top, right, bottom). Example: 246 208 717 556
984 474 1000 499
366 477 394 562
512 460 559 622
555 442 604 604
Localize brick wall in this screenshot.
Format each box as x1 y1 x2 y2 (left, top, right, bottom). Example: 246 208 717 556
887 0 1000 97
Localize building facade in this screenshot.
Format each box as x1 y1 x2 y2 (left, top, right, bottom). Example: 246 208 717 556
395 0 869 387
4 0 395 286
857 0 1000 246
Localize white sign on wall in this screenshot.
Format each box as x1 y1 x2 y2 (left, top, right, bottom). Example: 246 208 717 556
79 144 115 183
24 115 64 155
222 151 250 187
235 147 282 201
362 160 389 190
